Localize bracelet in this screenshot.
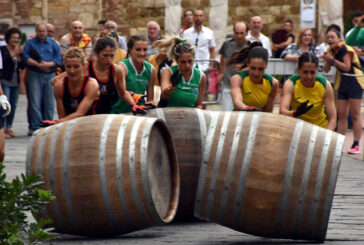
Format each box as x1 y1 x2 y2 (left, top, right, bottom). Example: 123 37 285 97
330 58 335 65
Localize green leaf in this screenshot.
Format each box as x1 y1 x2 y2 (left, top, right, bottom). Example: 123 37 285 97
0 163 56 244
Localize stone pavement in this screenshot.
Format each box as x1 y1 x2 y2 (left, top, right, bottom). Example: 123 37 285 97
3 95 364 244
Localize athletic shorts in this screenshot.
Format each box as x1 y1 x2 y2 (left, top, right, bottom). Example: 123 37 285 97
337 89 363 100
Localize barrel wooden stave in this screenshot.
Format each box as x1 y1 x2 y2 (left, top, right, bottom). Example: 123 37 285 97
194 111 344 241
146 108 211 220
26 114 179 236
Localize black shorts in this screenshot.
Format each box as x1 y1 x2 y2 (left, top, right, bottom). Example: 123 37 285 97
337 89 363 100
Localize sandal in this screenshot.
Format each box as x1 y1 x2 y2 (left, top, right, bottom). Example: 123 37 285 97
4 132 12 139
6 128 17 138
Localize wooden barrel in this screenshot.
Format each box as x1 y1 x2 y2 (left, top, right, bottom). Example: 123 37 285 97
26 114 179 236
146 108 212 220
193 110 345 241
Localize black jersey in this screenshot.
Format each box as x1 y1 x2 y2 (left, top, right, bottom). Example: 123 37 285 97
88 60 119 114
62 76 94 116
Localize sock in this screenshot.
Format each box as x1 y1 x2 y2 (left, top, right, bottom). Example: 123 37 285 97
352 140 359 148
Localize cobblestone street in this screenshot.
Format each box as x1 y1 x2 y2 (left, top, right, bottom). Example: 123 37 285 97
3 95 364 244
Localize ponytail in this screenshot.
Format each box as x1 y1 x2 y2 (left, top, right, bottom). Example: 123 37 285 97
153 36 194 60
227 42 265 70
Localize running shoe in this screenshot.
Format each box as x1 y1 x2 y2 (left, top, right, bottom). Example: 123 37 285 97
348 145 360 154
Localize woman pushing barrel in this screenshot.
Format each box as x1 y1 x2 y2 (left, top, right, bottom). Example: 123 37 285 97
229 42 279 112
153 36 207 108
42 47 99 126
280 52 336 130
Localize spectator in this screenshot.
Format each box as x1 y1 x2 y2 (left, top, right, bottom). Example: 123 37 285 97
180 9 194 36
219 21 250 111
208 62 220 99
148 52 173 86
345 10 364 39
46 23 59 45
146 21 162 60
97 20 107 34
0 24 9 47
104 20 128 52
318 24 342 57
182 9 216 107
60 20 92 60
0 28 26 138
183 9 216 72
346 15 364 67
0 84 11 161
323 29 364 154
271 19 295 58
246 16 272 57
23 23 61 135
281 28 320 62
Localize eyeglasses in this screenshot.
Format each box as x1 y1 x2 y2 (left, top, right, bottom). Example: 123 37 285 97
195 37 199 47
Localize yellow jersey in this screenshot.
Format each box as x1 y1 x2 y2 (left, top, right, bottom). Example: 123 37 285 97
289 74 328 128
238 70 273 110
113 48 126 64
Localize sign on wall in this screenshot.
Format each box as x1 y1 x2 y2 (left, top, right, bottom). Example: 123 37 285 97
300 0 316 28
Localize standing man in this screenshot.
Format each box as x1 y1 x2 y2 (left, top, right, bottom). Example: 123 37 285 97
346 13 364 69
182 9 216 73
46 23 59 45
183 9 216 106
180 9 194 36
146 21 162 60
23 23 61 135
345 11 364 39
271 19 295 58
60 21 92 60
104 20 128 52
246 16 272 57
219 22 250 111
97 20 107 33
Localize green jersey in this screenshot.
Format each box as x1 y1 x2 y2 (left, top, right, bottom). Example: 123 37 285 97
111 58 153 114
166 66 202 108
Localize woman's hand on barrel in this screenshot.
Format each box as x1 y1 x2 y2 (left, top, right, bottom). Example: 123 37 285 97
293 100 313 117
241 106 261 112
129 91 147 105
41 119 61 127
144 101 157 110
131 104 149 115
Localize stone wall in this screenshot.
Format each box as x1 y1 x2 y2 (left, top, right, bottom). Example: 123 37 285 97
0 0 303 41
228 0 301 35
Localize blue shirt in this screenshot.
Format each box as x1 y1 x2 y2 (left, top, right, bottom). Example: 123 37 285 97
23 36 61 73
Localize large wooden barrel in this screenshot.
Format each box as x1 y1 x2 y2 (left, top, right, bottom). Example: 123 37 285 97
193 110 344 241
146 108 212 220
26 114 180 236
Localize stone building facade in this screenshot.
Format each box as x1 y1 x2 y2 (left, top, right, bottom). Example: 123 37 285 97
1 0 302 38
0 0 356 44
